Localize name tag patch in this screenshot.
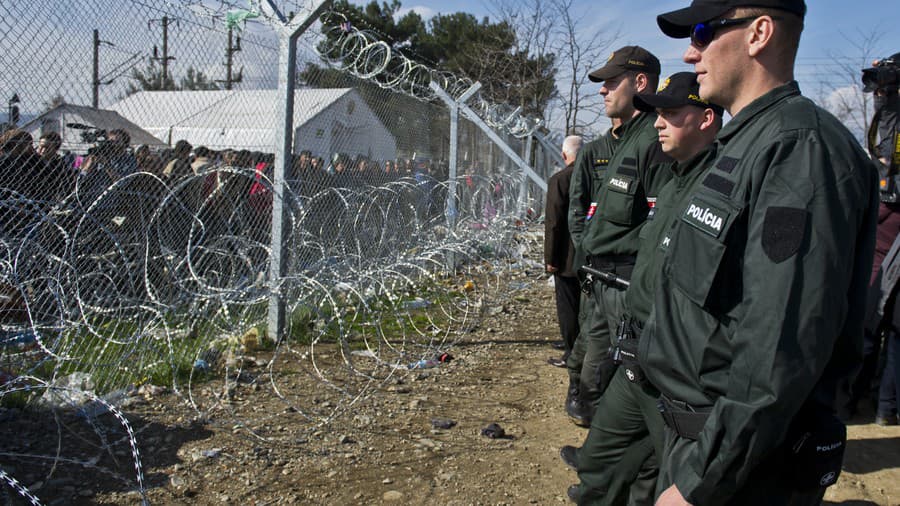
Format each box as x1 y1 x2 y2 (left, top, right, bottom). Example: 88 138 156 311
682 198 729 238
608 175 633 193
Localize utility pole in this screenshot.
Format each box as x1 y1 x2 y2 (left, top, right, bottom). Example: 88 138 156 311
91 30 114 108
218 27 243 90
93 30 99 108
151 16 176 88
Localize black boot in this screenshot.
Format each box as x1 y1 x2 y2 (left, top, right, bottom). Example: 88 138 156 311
566 380 592 427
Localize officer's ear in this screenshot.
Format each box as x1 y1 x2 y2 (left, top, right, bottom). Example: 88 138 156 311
747 15 776 57
699 108 722 133
633 72 649 94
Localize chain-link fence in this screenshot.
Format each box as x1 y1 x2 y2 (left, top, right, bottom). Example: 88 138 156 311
0 1 559 501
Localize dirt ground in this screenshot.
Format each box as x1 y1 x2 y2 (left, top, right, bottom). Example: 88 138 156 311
3 272 899 505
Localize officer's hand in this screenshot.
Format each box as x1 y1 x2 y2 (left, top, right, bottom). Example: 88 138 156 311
546 264 558 273
655 485 692 506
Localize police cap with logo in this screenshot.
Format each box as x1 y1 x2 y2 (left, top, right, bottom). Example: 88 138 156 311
657 0 806 39
633 72 724 115
588 45 661 83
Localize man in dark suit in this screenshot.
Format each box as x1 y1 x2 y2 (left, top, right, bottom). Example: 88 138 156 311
545 135 584 367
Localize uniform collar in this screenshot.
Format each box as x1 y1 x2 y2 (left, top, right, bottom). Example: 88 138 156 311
673 145 714 177
614 111 656 139
717 81 801 144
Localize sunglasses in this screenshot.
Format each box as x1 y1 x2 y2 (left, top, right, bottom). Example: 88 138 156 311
690 16 757 47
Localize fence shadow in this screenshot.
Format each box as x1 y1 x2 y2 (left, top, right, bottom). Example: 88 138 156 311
0 405 214 504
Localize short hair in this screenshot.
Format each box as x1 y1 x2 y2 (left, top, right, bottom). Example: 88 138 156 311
40 131 62 149
194 145 210 158
733 7 803 64
108 128 130 146
173 139 192 154
625 70 660 95
562 135 583 157
0 129 33 154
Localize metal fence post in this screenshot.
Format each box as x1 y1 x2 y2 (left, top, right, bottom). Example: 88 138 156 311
429 82 547 193
262 0 331 342
517 134 534 218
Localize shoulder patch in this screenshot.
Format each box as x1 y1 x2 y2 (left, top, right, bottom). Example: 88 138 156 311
682 198 729 238
716 156 739 174
702 173 735 196
762 206 807 263
617 167 638 177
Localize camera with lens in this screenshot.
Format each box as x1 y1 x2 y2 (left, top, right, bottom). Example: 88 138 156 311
862 53 900 94
81 129 118 158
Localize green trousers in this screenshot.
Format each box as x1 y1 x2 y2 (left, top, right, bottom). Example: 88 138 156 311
574 367 665 505
567 281 625 407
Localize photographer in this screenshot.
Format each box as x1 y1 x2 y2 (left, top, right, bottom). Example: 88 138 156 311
77 128 137 207
850 53 900 425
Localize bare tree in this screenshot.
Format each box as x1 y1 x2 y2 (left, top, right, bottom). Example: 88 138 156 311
550 0 617 136
487 0 560 115
817 28 888 144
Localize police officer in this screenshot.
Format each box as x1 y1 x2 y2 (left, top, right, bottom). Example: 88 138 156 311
566 118 620 419
562 72 723 505
643 2 879 505
566 46 673 426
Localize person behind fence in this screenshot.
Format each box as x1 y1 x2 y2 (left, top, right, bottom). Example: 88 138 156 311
640 2 879 505
162 139 192 179
0 129 53 213
78 128 137 198
36 131 76 202
545 135 584 369
565 46 673 433
191 145 214 175
562 72 723 505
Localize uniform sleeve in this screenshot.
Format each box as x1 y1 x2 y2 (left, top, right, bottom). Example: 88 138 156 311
673 136 877 505
568 147 593 247
545 173 565 267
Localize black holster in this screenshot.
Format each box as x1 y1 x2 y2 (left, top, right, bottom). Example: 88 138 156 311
658 395 711 440
784 405 847 490
610 315 645 385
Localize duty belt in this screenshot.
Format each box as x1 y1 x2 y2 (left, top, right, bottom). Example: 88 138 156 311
658 395 711 441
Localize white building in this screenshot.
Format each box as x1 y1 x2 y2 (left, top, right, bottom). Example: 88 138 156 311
110 88 398 161
19 104 167 153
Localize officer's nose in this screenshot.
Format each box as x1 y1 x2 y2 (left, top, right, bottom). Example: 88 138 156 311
683 44 701 65
654 115 665 131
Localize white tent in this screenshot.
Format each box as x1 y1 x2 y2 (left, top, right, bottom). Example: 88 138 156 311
110 88 398 161
19 104 166 153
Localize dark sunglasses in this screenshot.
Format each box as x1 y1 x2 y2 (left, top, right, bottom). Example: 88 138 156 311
690 16 758 47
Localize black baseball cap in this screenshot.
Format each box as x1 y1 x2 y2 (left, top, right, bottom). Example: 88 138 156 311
588 46 661 83
657 0 806 38
633 72 724 115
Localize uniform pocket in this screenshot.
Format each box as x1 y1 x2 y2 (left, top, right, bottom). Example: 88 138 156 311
602 175 640 225
669 196 740 308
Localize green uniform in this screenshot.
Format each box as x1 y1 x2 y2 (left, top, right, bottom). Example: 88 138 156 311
575 148 716 506
568 112 673 406
640 82 879 505
569 130 618 269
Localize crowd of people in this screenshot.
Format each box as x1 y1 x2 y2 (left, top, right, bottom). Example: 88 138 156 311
542 1 898 505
